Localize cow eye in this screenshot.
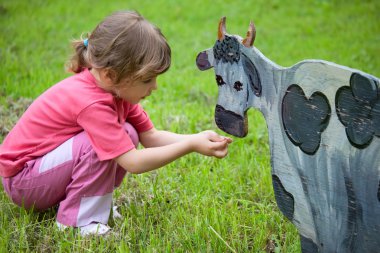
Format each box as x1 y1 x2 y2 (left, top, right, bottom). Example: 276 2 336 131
216 75 225 86
234 81 243 91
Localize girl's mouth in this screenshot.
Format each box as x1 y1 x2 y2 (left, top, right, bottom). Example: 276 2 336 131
142 92 151 99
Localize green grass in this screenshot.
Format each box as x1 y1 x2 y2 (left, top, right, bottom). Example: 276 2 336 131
1 0 379 252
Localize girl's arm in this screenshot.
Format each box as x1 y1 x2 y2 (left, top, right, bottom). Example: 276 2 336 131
115 129 232 174
138 127 194 147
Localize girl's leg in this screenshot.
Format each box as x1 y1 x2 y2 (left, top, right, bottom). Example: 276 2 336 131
56 131 118 227
58 123 139 227
2 122 138 228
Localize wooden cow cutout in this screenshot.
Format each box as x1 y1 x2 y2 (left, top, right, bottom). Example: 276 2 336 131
196 17 380 252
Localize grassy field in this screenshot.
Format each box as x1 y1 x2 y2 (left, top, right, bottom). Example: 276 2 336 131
1 0 379 252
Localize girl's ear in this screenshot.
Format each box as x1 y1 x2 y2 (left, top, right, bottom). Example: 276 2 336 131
102 68 117 85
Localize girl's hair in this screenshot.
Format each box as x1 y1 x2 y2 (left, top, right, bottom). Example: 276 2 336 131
66 10 171 84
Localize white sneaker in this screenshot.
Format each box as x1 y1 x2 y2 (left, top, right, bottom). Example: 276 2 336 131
56 221 68 231
112 205 123 219
56 221 111 236
79 223 111 236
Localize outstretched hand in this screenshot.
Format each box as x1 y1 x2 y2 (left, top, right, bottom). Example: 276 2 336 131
117 128 233 174
191 130 233 158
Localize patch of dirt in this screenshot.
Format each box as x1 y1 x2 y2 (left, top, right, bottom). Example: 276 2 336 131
265 234 280 253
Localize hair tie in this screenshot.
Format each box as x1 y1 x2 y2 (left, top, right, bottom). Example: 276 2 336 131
83 39 89 48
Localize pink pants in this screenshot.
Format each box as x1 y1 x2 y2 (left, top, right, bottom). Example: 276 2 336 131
2 123 138 227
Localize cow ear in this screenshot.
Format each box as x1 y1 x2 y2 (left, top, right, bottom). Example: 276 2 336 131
242 55 261 96
196 51 214 71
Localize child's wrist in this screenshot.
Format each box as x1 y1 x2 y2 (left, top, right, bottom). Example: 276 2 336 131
187 134 198 152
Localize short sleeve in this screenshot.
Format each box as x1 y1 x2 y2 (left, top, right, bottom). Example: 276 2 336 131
77 103 135 161
124 102 154 133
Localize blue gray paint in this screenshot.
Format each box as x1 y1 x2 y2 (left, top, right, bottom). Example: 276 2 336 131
196 17 380 252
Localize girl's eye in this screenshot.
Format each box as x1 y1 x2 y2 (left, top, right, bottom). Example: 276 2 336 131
143 79 152 83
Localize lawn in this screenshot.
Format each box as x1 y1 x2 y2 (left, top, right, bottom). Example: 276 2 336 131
0 0 379 252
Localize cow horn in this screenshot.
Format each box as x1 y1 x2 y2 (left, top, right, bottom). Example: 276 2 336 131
242 21 256 47
218 16 226 41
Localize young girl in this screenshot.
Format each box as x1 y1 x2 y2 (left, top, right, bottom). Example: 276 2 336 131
0 10 232 236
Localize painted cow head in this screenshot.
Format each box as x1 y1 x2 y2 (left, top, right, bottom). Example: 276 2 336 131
196 17 262 137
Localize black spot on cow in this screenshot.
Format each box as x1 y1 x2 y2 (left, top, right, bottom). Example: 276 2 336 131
342 176 362 252
378 180 380 202
336 73 380 148
300 235 319 253
213 35 240 63
272 174 294 221
282 85 331 155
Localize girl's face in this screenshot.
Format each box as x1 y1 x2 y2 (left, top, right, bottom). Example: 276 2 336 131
114 76 158 104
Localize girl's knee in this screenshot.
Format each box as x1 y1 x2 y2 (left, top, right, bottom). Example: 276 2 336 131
123 123 139 148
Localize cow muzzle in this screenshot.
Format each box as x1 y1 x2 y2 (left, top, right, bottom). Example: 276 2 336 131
215 105 248 137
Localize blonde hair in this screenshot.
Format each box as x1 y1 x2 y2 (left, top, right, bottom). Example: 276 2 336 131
66 10 171 84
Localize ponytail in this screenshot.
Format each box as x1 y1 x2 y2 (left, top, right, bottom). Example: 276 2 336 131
66 37 90 73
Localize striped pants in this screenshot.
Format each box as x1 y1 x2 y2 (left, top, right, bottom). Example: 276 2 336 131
2 123 138 227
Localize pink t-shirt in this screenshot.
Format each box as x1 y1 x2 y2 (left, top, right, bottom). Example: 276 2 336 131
0 69 154 177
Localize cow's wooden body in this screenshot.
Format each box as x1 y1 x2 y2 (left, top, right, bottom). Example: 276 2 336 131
196 18 380 252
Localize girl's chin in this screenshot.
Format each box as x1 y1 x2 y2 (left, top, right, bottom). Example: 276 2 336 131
124 96 148 104
122 98 140 104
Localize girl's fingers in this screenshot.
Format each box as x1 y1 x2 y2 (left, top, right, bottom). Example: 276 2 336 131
210 139 227 150
209 134 225 142
224 137 233 143
202 132 232 158
209 141 229 158
202 130 233 144
214 148 228 158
